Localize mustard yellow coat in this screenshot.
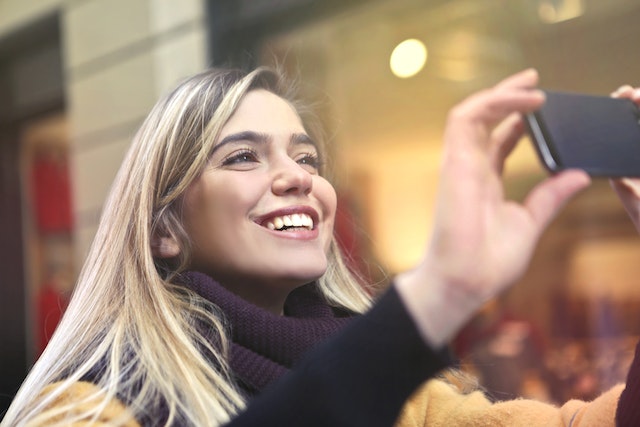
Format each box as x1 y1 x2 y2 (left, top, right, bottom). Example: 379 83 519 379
396 379 623 426
37 378 623 426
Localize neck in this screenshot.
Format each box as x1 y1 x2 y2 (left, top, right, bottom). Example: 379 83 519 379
210 274 308 315
219 280 292 315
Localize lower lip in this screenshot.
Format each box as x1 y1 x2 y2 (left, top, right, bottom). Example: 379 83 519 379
261 226 320 240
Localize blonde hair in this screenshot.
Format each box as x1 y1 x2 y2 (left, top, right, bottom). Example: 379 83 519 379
3 67 372 426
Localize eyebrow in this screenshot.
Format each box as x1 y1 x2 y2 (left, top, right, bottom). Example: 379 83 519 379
211 131 317 155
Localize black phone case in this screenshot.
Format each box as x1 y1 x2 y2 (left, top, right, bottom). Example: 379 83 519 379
525 90 640 177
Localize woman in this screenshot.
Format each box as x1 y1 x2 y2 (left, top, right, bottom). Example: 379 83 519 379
2 65 627 426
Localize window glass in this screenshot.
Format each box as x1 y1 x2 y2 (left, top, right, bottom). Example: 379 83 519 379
256 0 640 402
20 112 73 361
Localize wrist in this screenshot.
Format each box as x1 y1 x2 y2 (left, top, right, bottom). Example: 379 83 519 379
393 264 486 348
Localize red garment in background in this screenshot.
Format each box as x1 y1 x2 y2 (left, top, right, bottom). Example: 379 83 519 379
31 154 73 232
36 284 69 355
334 193 367 280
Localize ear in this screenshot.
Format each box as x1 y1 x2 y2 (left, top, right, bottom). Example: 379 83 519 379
151 234 181 258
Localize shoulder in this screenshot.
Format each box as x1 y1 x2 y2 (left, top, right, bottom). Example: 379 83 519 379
36 381 141 426
562 383 624 426
395 378 491 426
396 377 585 427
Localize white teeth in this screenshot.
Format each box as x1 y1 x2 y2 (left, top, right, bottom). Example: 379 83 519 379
274 217 284 229
265 213 314 231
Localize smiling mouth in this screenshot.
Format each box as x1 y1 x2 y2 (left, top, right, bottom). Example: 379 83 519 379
265 213 314 231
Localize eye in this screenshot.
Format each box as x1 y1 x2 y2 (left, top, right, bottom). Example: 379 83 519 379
221 149 259 167
297 152 322 173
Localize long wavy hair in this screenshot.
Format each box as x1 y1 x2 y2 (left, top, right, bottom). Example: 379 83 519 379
3 67 372 426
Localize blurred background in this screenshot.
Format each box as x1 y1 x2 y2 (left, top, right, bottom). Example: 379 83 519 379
2 0 640 412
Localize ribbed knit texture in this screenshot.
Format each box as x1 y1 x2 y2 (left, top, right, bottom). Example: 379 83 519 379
182 271 353 395
227 281 450 426
616 339 640 426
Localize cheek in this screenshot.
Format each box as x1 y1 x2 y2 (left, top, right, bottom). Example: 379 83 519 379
183 175 265 246
182 184 205 233
182 181 234 248
315 177 338 246
319 177 338 215
182 187 240 271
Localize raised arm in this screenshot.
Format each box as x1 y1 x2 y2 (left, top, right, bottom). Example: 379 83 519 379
395 68 590 348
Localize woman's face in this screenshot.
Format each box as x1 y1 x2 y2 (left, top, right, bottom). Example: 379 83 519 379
182 89 337 311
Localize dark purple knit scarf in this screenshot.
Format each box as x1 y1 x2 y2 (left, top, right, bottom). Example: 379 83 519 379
181 271 355 396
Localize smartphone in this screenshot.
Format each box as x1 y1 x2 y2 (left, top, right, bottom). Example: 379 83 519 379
525 90 640 177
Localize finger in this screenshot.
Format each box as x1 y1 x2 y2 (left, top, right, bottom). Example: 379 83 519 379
611 86 640 106
447 90 543 158
446 89 544 153
456 68 543 127
524 169 591 231
494 68 540 91
490 113 525 174
443 69 544 164
611 85 634 98
611 177 640 194
610 177 640 230
469 88 544 124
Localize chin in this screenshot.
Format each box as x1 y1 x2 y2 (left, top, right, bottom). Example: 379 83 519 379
277 263 327 286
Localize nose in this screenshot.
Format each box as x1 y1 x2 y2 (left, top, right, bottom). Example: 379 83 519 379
271 156 313 196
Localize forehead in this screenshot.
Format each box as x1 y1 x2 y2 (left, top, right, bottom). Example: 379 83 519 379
219 89 306 138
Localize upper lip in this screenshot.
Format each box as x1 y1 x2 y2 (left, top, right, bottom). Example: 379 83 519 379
254 205 319 229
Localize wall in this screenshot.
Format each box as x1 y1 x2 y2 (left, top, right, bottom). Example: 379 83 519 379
0 0 63 37
2 0 210 263
0 0 209 407
62 0 208 264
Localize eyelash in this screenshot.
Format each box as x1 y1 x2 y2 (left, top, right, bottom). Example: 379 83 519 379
220 149 323 172
297 152 323 171
221 149 259 166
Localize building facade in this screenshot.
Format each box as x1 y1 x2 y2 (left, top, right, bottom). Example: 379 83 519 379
0 0 209 410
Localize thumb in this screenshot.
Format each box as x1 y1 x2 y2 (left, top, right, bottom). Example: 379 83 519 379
611 178 640 232
524 170 591 231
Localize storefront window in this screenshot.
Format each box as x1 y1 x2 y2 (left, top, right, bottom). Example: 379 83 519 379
255 0 640 402
20 113 73 360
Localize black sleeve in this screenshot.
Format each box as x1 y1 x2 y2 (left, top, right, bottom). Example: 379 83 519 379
226 285 451 427
616 339 640 426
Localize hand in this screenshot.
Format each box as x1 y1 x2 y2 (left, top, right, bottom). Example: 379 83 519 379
395 69 591 347
609 86 640 233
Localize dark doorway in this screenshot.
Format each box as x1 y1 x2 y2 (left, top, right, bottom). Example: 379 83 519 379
0 13 65 414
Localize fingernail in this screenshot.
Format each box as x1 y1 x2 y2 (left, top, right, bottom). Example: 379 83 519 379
620 178 640 193
612 85 631 96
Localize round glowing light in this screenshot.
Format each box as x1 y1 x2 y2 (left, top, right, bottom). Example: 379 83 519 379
390 39 428 78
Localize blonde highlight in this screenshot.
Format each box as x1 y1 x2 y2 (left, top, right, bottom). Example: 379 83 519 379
3 67 372 426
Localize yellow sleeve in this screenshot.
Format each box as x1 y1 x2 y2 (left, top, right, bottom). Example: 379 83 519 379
561 384 623 427
395 379 623 427
36 381 141 427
